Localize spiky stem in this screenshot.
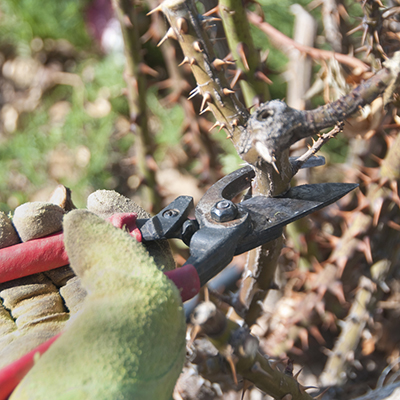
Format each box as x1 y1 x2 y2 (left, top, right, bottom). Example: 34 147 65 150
192 301 315 399
320 132 400 386
218 0 270 107
112 0 160 211
154 0 250 149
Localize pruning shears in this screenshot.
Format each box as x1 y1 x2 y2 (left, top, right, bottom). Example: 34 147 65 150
0 163 357 399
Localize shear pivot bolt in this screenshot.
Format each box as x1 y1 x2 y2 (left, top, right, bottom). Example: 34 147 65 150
211 200 237 222
163 209 179 218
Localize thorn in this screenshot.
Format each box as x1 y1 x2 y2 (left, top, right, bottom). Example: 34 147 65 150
294 367 303 380
218 123 227 132
237 42 250 70
281 394 292 400
254 70 272 84
241 380 252 400
329 281 346 305
188 86 200 100
313 387 330 400
362 236 373 264
230 69 244 88
361 25 368 46
146 5 162 15
178 56 190 67
298 328 309 350
346 23 364 36
122 15 133 28
193 41 203 52
355 45 368 54
201 16 222 32
180 57 197 67
226 132 233 139
299 385 319 394
226 353 238 385
203 5 219 16
223 87 235 96
200 92 213 112
373 29 380 45
139 63 159 77
188 324 201 347
177 17 189 34
199 106 212 115
272 161 280 174
209 121 221 132
212 58 235 71
157 27 177 46
372 197 384 226
231 118 240 127
309 325 326 345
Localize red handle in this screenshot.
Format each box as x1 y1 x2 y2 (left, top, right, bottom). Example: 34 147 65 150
0 213 141 284
0 334 61 400
0 213 200 399
0 232 68 284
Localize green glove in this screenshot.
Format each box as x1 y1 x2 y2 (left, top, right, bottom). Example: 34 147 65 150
10 210 186 400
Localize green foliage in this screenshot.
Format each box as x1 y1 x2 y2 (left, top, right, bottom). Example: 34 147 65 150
147 90 184 150
0 0 91 48
0 51 130 211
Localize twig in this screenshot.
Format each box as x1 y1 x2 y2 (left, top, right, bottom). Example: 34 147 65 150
247 11 369 72
191 301 315 400
291 123 343 175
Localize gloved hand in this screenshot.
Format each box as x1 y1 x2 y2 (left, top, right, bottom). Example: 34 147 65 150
0 187 77 371
9 209 186 399
0 186 176 373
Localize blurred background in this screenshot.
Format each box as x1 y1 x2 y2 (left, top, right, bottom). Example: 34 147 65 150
1 1 400 399
0 0 351 213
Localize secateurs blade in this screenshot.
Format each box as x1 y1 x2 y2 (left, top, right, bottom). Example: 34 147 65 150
137 164 357 287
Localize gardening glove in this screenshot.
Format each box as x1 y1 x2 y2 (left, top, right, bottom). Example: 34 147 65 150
0 186 175 370
0 198 74 370
10 209 186 400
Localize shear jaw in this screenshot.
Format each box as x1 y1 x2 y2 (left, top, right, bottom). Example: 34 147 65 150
187 164 358 286
136 161 357 288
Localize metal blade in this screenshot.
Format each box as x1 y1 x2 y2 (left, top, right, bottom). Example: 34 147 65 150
235 182 358 255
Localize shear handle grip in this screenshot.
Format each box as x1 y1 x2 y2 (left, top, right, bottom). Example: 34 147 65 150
0 213 200 399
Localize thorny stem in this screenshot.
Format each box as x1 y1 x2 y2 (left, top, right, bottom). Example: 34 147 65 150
154 0 250 147
320 128 400 385
291 123 342 175
320 268 389 386
218 0 270 107
192 302 315 400
112 0 160 211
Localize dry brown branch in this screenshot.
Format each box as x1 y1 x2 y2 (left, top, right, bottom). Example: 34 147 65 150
247 11 369 72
